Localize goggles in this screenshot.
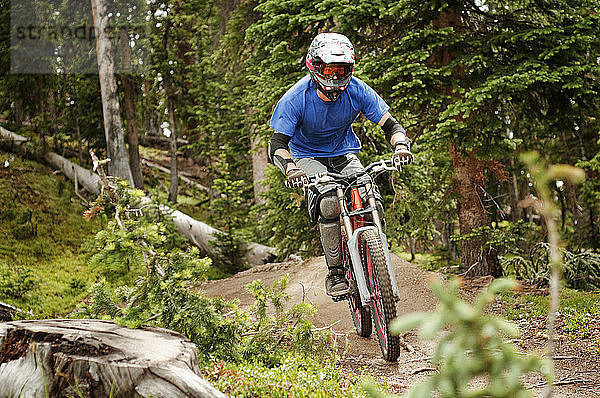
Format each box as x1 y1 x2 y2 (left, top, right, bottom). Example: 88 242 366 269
318 63 352 80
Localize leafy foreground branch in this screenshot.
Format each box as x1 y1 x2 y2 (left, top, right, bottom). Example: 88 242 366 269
518 151 585 398
363 153 587 398
368 278 554 398
78 168 369 397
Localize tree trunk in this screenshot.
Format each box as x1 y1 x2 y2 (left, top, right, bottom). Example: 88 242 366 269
164 25 179 204
447 222 457 261
508 158 523 222
74 110 83 165
167 91 179 203
90 0 134 185
450 144 501 277
119 28 144 189
144 79 161 136
439 220 457 260
0 319 226 398
0 127 28 147
433 8 501 277
251 132 268 205
44 152 102 193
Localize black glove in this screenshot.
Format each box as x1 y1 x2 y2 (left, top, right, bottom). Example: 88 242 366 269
286 167 308 188
392 143 414 170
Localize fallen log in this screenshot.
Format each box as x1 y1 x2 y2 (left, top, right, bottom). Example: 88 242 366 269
0 319 226 398
0 127 278 265
141 158 215 194
139 134 188 148
44 151 102 194
0 127 27 146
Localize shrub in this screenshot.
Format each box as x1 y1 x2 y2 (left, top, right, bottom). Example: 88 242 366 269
79 165 335 366
388 278 554 398
203 354 365 398
502 242 600 290
242 276 335 367
0 264 38 299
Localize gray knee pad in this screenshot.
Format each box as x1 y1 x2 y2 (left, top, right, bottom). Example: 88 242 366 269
319 194 340 221
319 220 342 268
318 194 342 268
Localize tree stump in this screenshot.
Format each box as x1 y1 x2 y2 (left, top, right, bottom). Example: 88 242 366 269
0 319 226 398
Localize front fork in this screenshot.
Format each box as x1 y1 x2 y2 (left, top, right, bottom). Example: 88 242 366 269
337 184 401 307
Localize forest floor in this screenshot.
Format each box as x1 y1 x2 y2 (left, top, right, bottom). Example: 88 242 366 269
200 255 600 397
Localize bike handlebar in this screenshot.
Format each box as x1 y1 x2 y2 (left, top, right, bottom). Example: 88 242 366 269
286 157 397 189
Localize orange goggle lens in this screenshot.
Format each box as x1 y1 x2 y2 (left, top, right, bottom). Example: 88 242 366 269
320 64 351 79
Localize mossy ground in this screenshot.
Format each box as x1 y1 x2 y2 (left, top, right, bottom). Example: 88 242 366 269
0 150 229 316
0 151 101 317
395 249 460 273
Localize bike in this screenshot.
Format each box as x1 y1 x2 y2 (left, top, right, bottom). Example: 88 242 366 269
303 158 402 362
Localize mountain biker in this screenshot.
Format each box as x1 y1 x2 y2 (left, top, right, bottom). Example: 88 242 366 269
268 32 414 297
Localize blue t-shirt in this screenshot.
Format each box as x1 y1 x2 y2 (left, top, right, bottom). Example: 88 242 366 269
270 75 389 158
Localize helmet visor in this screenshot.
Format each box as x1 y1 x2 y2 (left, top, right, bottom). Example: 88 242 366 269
319 63 353 80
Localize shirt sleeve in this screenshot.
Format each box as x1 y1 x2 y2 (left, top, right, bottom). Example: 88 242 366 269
358 80 390 124
270 95 301 137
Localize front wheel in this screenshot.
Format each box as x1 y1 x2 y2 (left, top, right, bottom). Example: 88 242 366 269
361 229 400 362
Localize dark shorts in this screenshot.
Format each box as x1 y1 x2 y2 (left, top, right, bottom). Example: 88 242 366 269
295 154 382 222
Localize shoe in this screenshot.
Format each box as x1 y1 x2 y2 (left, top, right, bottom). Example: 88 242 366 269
325 268 349 297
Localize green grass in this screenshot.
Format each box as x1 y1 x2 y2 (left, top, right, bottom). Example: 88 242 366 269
498 288 600 321
0 151 101 317
395 249 459 273
0 151 230 318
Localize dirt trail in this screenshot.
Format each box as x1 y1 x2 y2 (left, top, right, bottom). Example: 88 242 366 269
200 255 438 392
200 255 598 397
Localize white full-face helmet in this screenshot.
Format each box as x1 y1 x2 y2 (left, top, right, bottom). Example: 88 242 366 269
305 33 355 101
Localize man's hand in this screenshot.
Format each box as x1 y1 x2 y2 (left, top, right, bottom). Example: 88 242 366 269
392 144 414 170
286 167 308 188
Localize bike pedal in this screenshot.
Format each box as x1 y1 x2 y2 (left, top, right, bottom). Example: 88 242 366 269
331 293 349 302
327 288 350 301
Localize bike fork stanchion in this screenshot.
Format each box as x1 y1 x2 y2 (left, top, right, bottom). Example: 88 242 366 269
347 227 379 307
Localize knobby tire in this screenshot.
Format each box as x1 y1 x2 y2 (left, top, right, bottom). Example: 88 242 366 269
361 229 400 362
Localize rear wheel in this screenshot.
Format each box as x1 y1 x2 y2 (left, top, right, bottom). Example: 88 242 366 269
361 229 400 362
347 273 372 337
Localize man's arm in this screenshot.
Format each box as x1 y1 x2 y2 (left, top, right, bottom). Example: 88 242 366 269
268 132 307 187
378 112 410 149
378 112 414 168
268 132 296 174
